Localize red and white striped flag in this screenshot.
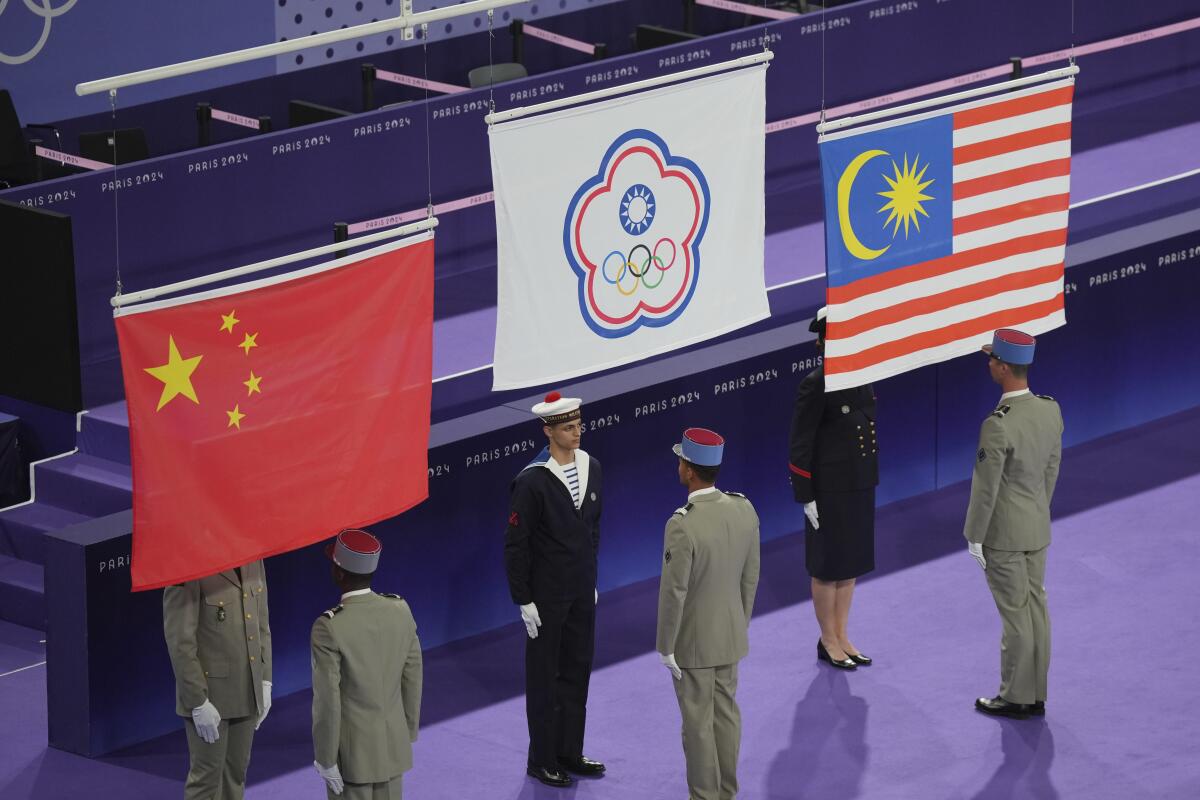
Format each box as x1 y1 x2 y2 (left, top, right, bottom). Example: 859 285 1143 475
818 76 1074 389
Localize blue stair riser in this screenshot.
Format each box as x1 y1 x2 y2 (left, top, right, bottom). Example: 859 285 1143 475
35 465 131 518
0 580 45 630
0 515 47 564
79 412 131 465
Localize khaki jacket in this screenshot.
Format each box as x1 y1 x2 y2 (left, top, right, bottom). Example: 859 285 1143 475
311 592 423 784
656 490 761 669
963 392 1064 551
162 560 272 719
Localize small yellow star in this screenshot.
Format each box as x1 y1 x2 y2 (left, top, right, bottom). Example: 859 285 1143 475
244 371 262 396
219 311 239 333
227 405 246 430
144 336 203 411
239 332 258 355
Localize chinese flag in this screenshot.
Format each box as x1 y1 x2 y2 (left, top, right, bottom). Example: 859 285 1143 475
114 235 433 590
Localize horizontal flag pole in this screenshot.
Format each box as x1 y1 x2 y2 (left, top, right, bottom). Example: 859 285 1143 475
111 217 437 309
77 0 529 96
816 65 1079 136
485 50 773 125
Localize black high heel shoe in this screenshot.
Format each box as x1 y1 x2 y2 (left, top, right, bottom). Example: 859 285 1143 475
817 639 857 670
846 651 872 666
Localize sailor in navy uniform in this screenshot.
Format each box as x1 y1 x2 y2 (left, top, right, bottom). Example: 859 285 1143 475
503 391 605 788
788 306 879 670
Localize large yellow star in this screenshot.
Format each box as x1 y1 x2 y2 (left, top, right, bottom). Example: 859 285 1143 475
144 336 203 412
239 332 258 355
219 311 239 333
227 404 246 430
244 371 262 396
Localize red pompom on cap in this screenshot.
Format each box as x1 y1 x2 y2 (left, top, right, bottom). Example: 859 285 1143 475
544 391 562 403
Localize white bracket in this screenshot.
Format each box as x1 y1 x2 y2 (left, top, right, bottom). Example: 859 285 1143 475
402 0 415 40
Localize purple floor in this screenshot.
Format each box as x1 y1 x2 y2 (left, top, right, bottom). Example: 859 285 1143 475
2 407 1199 798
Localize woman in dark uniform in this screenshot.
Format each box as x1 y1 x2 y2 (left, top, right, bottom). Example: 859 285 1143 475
787 307 878 670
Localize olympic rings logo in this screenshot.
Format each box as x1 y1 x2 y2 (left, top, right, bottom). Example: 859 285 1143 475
0 0 77 66
600 238 678 296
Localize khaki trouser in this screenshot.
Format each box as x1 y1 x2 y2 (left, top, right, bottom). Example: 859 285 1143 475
984 545 1051 705
335 775 403 800
184 715 256 800
673 663 741 800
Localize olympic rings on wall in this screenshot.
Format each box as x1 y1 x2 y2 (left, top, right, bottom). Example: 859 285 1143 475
0 0 78 66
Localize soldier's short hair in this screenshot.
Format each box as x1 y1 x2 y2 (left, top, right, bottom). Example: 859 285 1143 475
685 460 720 484
1004 361 1029 379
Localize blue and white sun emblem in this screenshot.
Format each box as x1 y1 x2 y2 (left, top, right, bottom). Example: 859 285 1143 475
619 184 656 235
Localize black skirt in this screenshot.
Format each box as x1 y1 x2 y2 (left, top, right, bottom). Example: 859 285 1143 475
805 487 876 581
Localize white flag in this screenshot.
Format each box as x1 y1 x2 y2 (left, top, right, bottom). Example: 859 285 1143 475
489 65 770 389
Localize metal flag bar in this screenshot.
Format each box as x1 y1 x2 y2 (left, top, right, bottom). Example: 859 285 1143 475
111 217 438 309
484 50 774 125
77 0 530 96
816 65 1080 136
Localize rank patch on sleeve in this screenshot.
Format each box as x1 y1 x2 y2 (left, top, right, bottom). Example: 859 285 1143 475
977 448 986 462
664 550 672 563
509 511 520 527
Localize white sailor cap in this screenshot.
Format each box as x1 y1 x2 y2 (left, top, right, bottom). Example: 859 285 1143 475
532 391 582 424
808 306 828 334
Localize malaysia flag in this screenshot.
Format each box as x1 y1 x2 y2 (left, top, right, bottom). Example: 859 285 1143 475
818 77 1074 390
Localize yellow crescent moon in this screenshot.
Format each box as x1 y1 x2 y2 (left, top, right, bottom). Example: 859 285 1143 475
838 149 890 261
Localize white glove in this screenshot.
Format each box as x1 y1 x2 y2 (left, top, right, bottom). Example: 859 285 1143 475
968 542 987 571
256 680 272 730
594 588 598 605
804 500 820 530
660 652 682 681
314 761 344 795
519 602 541 639
191 699 221 744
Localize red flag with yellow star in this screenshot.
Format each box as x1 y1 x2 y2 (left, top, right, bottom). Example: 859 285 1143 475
114 234 433 590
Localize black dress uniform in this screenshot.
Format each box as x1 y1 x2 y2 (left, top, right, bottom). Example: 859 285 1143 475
788 366 878 580
504 446 602 772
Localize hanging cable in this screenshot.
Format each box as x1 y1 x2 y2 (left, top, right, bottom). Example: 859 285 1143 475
487 9 496 117
109 88 123 297
421 23 434 218
1069 0 1076 66
819 2 827 125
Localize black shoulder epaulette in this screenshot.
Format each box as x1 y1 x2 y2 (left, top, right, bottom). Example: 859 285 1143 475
378 592 404 600
723 490 748 500
673 502 694 517
990 404 1012 418
322 605 343 619
1035 393 1055 401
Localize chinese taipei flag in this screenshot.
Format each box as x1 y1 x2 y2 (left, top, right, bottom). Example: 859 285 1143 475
488 64 770 389
114 234 434 590
819 77 1075 390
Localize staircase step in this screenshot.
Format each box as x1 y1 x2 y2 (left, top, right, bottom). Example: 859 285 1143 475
78 402 130 465
0 503 91 565
34 454 132 518
0 554 45 630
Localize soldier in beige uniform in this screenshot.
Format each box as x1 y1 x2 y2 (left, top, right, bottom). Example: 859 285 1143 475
312 529 423 799
163 560 273 800
964 329 1063 720
657 428 761 800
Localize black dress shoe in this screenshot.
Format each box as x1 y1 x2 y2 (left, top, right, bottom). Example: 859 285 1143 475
846 651 872 666
558 755 606 776
1030 701 1046 716
975 695 1031 719
817 639 857 670
527 765 573 787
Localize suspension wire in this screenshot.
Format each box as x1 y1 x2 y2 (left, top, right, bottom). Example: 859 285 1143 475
421 23 434 217
109 89 123 297
819 2 827 124
1069 0 1076 65
487 9 496 116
